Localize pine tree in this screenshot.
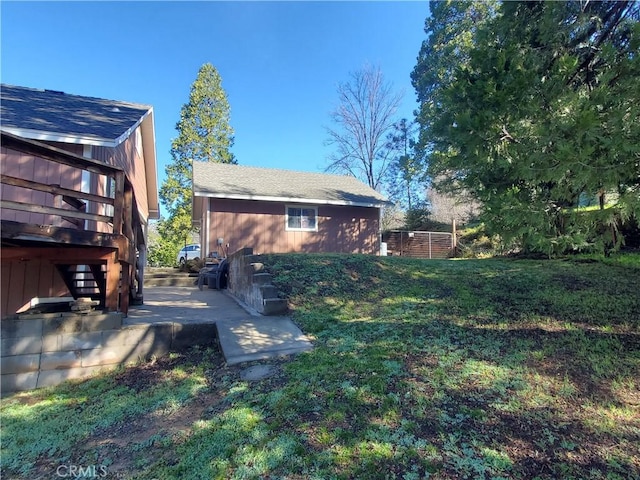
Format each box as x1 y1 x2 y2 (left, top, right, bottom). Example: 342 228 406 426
157 63 236 260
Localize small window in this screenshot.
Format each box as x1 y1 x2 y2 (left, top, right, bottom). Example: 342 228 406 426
286 205 318 232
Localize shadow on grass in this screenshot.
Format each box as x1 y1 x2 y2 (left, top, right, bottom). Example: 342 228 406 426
3 254 638 479
258 253 640 478
276 314 639 478
0 348 217 479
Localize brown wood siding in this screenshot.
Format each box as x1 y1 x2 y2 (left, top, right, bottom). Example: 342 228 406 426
2 141 93 318
92 128 149 220
0 259 69 317
206 198 380 255
1 145 82 227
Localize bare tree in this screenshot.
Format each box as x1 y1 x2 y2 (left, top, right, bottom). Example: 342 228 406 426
325 65 403 190
427 183 481 226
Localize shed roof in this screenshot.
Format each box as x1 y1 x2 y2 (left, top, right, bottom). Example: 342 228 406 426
0 84 152 147
193 162 387 209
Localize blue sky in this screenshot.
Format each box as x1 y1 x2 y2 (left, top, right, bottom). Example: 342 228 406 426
1 1 429 214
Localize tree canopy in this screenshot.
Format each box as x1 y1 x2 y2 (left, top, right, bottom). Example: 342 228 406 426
413 0 640 255
156 63 236 262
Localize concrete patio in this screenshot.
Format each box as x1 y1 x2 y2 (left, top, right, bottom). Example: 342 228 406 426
126 286 313 365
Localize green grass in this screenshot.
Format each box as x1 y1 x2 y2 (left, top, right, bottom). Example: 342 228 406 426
2 254 639 479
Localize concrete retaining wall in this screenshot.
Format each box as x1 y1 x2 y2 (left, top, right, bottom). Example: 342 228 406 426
1 311 217 394
228 248 287 316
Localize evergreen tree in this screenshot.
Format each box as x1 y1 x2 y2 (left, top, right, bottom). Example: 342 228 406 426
411 0 498 174
157 63 236 259
413 1 640 255
385 119 424 211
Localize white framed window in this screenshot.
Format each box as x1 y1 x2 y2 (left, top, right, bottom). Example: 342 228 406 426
286 205 318 232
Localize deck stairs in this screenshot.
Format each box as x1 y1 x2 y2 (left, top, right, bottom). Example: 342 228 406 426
55 264 106 307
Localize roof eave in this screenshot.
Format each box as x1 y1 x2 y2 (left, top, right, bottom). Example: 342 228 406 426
1 126 119 147
193 191 386 209
4 109 161 221
140 110 159 220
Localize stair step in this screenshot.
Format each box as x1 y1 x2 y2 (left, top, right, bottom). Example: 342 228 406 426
260 285 279 298
262 298 288 315
55 263 106 307
247 262 265 273
145 273 198 279
144 267 199 287
252 273 273 285
144 276 198 287
145 267 183 275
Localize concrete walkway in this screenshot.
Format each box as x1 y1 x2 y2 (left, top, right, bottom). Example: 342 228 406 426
126 286 313 365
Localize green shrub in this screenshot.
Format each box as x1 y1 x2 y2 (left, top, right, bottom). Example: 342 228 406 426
457 224 502 258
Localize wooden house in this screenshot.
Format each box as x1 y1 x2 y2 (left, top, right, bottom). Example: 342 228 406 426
1 84 158 317
192 162 387 256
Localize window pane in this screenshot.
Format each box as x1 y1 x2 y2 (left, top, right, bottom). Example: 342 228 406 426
288 216 301 229
287 206 317 230
288 208 301 229
301 208 316 229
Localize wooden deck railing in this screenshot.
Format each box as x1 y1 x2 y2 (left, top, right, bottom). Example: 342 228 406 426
0 131 144 314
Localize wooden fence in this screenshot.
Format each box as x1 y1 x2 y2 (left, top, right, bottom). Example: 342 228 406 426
382 230 453 259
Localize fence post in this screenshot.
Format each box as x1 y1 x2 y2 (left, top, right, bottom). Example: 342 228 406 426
452 218 457 249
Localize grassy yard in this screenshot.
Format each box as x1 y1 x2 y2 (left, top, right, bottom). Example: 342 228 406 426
2 254 639 479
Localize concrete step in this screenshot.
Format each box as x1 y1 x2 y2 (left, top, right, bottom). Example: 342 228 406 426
252 273 273 285
145 276 198 287
215 316 312 366
246 262 265 274
260 285 280 298
145 267 181 275
144 269 199 287
263 298 288 315
145 270 198 279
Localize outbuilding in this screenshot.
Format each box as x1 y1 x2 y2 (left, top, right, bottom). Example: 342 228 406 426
192 162 387 256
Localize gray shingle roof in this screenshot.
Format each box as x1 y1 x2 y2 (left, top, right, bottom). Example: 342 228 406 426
0 84 152 145
193 162 387 207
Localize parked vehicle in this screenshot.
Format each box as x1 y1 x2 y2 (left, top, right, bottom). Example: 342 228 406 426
176 244 201 266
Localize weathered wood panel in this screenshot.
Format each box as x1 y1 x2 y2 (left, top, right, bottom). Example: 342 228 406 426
1 145 82 228
92 128 150 221
206 198 380 255
0 259 69 317
1 261 13 316
383 231 453 259
1 134 142 317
